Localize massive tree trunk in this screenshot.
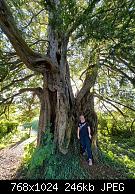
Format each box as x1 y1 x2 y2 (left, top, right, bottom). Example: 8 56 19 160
0 0 99 157
36 6 75 153
37 54 75 154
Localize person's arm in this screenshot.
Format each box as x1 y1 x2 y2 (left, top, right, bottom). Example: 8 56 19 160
77 127 80 139
88 126 91 139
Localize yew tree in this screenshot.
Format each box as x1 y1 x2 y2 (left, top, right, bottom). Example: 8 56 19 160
0 0 135 157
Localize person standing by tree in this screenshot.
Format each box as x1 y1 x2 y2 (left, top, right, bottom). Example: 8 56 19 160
77 114 92 166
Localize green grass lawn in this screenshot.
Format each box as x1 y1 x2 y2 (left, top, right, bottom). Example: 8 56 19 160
98 132 135 179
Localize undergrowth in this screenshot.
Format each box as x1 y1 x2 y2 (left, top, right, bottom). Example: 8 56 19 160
22 129 90 179
98 132 135 179
21 129 135 179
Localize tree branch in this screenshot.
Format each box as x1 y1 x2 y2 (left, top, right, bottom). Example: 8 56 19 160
29 39 50 47
101 101 124 131
79 64 96 83
95 93 125 116
0 105 7 116
95 92 135 113
100 59 135 87
0 0 58 73
1 74 35 92
19 87 43 99
115 56 135 74
9 61 23 71
101 101 117 121
22 9 45 30
76 65 98 104
0 87 43 105
105 96 135 112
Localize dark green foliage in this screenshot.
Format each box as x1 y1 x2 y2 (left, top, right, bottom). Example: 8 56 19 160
23 129 55 179
99 132 135 179
23 129 89 179
21 127 135 179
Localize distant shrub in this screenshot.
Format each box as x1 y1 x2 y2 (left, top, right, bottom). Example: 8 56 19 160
98 132 135 178
0 127 29 150
0 120 18 138
22 119 39 131
31 119 39 131
5 121 18 133
98 113 134 138
0 125 7 138
23 122 32 129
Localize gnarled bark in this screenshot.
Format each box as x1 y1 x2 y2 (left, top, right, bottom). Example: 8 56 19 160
0 0 99 159
75 65 99 162
0 0 58 73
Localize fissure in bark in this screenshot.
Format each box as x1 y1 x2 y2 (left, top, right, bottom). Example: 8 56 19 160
0 0 99 158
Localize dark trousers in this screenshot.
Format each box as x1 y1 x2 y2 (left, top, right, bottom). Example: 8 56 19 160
80 135 92 160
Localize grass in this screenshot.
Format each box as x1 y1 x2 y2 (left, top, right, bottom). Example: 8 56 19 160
98 132 135 179
0 129 30 150
22 151 90 180
17 130 135 179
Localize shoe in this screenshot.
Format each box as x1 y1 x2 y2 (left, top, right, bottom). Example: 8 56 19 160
88 159 92 166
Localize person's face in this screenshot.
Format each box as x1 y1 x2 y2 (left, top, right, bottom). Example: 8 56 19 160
80 115 85 121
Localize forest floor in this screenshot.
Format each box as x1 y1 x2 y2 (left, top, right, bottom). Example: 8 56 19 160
0 138 124 180
0 132 134 179
0 136 36 180
80 157 125 179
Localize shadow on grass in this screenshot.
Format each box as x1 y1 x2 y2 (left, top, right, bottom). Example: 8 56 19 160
100 151 129 178
99 136 135 179
9 135 30 150
14 150 91 180
9 139 26 149
108 136 135 162
14 132 135 180
14 149 131 180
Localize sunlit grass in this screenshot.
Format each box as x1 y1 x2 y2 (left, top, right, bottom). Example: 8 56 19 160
0 129 30 150
99 132 135 178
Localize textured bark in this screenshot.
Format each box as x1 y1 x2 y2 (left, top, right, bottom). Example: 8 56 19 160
0 0 58 73
75 65 99 162
0 0 99 157
76 65 98 105
35 11 74 153
36 55 75 153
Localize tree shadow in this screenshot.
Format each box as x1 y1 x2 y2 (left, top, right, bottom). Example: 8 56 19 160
109 136 135 160
9 140 26 149
14 164 27 179
9 134 31 149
